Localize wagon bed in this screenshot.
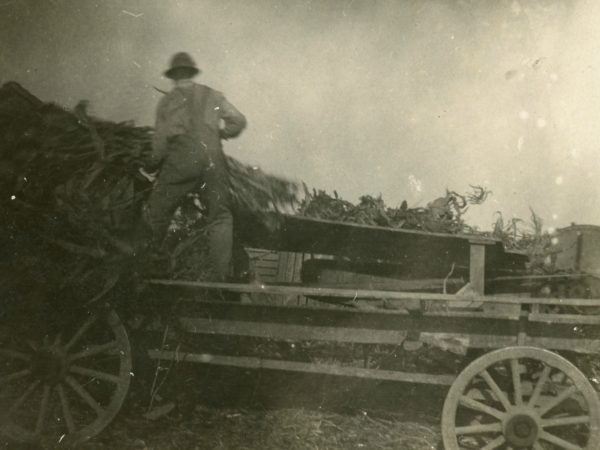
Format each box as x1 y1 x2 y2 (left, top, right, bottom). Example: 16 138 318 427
2 215 600 449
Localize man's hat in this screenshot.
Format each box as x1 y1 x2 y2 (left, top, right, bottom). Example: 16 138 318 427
164 52 200 79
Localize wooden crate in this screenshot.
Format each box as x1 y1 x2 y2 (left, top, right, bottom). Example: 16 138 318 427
245 248 308 283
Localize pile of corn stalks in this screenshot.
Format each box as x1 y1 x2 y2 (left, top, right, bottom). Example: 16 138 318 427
297 186 552 257
489 208 552 256
0 82 300 307
298 185 491 234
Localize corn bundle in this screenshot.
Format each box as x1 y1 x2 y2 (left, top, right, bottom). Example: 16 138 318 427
0 82 300 306
298 185 491 234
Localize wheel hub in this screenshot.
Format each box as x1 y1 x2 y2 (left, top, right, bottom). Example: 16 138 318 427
30 348 67 385
504 413 539 447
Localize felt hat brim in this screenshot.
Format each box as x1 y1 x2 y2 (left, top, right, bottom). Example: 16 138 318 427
164 66 200 79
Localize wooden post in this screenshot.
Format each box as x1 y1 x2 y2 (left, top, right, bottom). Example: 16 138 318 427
469 242 486 295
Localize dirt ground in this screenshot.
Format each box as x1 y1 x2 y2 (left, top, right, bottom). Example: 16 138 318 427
87 405 441 450
0 360 447 450
85 366 445 450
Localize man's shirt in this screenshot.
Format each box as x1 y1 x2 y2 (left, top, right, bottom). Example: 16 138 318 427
151 81 246 165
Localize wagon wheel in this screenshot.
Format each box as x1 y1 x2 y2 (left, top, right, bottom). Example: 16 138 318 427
442 347 600 450
0 307 132 446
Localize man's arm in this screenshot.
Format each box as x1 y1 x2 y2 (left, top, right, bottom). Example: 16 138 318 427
216 93 247 140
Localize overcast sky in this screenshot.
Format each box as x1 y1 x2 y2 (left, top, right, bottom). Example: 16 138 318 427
1 0 599 232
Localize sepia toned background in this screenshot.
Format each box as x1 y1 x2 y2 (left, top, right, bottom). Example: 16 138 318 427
1 0 598 231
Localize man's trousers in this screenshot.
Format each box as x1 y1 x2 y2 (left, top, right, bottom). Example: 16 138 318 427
144 136 233 280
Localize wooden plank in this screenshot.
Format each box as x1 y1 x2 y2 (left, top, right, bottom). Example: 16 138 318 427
490 274 588 282
146 299 521 345
282 215 499 244
253 267 278 274
284 252 297 282
254 265 279 272
253 255 280 262
255 258 280 265
148 317 520 352
178 297 520 322
145 318 600 354
249 248 281 283
524 336 600 354
276 252 291 282
247 248 279 258
147 350 457 386
256 267 279 274
422 310 521 320
469 243 486 295
529 313 600 325
416 332 600 353
274 252 305 283
419 332 517 350
238 214 474 268
255 259 280 266
291 253 305 283
177 318 408 345
145 279 600 307
184 298 521 320
307 271 466 293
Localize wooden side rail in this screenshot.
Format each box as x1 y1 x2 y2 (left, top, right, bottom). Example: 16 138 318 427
145 279 600 307
147 349 457 386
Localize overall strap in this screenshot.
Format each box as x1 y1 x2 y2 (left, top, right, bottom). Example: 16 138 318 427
187 84 212 136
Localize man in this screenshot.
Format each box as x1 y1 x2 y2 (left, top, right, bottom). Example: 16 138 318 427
144 52 247 280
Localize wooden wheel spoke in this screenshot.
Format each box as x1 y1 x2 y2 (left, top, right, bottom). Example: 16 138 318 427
65 315 97 351
529 365 552 407
455 422 503 435
35 385 51 435
510 359 522 406
69 365 122 384
532 442 545 450
57 384 76 434
68 341 119 361
0 349 31 361
0 369 30 386
539 430 584 450
480 369 512 411
538 385 578 417
459 395 506 420
541 415 590 428
481 434 506 450
7 380 40 415
64 376 104 416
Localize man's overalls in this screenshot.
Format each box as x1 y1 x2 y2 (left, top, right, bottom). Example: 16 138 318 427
144 82 246 280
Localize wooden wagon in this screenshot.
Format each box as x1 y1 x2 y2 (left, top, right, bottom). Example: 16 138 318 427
2 216 600 449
